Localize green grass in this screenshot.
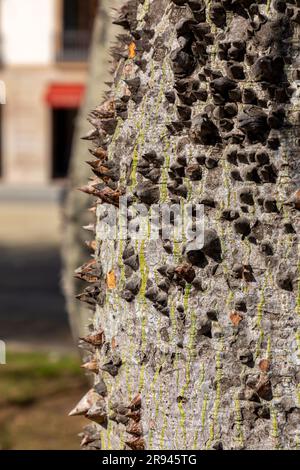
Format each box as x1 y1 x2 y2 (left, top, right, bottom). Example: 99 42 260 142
0 351 83 406
4 351 81 378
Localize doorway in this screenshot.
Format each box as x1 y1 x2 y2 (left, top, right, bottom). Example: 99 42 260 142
51 108 78 179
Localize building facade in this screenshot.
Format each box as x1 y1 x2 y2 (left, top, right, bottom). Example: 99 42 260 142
0 0 97 185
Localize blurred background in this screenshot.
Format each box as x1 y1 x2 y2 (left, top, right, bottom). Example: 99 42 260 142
0 0 119 449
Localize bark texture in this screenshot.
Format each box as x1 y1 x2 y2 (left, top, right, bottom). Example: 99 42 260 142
63 0 122 340
72 0 300 450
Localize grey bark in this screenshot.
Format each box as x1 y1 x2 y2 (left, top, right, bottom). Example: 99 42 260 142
72 0 300 450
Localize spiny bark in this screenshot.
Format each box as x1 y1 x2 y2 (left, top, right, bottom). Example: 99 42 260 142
62 0 123 341
71 0 300 450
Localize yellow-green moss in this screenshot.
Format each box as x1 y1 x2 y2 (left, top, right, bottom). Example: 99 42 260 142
201 393 208 433
234 396 244 447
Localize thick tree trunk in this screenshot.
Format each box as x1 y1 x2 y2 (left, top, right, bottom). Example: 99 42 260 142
63 0 122 340
71 0 300 450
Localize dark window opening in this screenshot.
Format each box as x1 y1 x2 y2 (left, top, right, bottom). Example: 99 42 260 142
52 108 78 179
57 0 98 62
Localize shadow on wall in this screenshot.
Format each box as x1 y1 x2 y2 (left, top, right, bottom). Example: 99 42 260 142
0 195 74 349
0 244 72 347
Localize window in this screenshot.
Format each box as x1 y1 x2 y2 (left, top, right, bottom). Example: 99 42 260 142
57 0 98 62
52 108 78 179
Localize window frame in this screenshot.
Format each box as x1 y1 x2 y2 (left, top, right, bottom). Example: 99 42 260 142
54 0 96 65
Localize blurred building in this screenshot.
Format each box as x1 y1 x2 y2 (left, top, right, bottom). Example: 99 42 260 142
0 0 97 186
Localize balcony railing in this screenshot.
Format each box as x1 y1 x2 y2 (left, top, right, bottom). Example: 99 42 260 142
56 30 91 62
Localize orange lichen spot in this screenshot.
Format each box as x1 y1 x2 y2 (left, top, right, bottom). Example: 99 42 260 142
111 336 117 350
259 359 270 372
149 419 156 430
230 311 243 326
128 42 136 59
107 271 117 289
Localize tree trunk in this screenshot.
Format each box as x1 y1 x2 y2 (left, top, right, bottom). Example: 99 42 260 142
71 0 300 450
63 0 122 340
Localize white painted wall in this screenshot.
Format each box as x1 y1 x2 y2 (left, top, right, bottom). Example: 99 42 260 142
1 0 55 65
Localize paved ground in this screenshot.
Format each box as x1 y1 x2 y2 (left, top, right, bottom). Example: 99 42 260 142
0 185 65 203
0 244 73 348
0 198 73 349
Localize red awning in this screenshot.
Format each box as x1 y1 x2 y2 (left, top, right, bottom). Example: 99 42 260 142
45 84 85 108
